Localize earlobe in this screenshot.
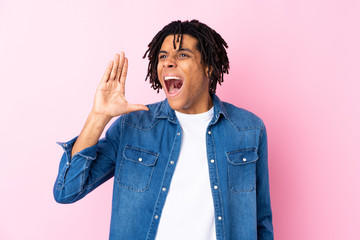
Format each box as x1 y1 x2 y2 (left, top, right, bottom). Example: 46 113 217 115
205 66 213 78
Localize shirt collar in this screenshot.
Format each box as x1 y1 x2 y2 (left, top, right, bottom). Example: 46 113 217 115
155 94 229 123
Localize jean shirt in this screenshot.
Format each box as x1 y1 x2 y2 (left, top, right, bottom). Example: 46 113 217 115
53 94 274 240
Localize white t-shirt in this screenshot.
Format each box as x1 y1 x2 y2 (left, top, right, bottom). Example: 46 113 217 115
156 107 216 240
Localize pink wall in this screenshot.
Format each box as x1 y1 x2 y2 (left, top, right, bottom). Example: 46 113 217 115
1 0 359 239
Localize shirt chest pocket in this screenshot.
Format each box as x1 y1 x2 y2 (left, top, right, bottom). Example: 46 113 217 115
226 148 258 193
116 146 159 192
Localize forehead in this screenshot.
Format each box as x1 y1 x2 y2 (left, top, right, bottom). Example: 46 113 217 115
160 34 198 51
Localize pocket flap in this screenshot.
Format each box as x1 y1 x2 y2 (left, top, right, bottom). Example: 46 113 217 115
226 148 258 165
123 146 159 167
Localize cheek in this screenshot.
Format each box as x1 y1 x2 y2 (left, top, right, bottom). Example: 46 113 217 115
157 64 161 77
157 65 163 84
188 65 206 81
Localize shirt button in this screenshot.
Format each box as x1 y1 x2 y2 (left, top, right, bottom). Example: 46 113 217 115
66 162 69 166
208 131 211 135
170 161 174 165
243 158 247 162
218 216 222 221
214 185 218 190
162 187 167 192
177 132 181 136
138 158 143 162
154 215 159 219
63 143 67 147
210 159 215 163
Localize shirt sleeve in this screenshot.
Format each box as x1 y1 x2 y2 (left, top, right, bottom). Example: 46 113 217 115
256 122 274 239
53 117 122 204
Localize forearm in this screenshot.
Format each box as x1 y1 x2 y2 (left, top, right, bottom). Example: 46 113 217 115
54 115 122 203
71 112 112 158
54 135 116 203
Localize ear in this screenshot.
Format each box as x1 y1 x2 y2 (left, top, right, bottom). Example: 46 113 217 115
205 65 213 78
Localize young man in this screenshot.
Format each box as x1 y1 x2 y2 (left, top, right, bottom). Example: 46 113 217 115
54 20 274 240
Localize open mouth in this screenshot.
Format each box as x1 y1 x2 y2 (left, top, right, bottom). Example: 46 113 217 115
164 76 184 95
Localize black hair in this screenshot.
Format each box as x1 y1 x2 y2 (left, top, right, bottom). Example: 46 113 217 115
143 19 229 94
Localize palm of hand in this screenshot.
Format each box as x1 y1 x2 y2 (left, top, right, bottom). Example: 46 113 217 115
92 52 148 117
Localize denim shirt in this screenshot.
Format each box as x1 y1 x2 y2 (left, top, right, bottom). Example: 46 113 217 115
54 94 274 240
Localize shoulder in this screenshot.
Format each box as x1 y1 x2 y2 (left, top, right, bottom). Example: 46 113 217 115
221 101 265 131
115 100 165 131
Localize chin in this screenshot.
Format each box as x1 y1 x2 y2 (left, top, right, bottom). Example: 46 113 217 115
167 99 185 111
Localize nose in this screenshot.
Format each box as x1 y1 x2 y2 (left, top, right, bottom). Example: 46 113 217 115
163 56 176 68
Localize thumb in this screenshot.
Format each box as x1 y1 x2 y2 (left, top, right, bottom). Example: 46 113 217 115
126 104 149 113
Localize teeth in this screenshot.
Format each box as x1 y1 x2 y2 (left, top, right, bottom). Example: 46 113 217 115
164 76 181 81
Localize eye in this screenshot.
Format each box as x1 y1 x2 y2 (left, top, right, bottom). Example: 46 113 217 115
159 55 167 59
179 53 189 58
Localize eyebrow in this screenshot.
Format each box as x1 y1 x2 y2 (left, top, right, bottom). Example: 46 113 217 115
159 48 194 55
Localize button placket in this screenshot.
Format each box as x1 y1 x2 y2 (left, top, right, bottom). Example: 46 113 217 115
151 125 182 232
207 126 226 238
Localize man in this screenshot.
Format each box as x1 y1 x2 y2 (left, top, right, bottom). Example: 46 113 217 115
54 20 274 240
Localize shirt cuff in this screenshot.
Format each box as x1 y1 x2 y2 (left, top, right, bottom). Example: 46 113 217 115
56 136 97 160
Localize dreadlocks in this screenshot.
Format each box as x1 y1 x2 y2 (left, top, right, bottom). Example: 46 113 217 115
143 20 229 94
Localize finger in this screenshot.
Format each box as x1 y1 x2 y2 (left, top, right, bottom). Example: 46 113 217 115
101 61 113 83
127 104 149 113
115 52 125 82
119 57 128 93
109 54 120 81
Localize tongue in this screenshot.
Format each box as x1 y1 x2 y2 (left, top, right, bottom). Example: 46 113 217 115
168 80 182 94
169 85 180 94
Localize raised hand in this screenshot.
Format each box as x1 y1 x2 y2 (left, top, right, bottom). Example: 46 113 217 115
91 52 148 118
71 53 148 157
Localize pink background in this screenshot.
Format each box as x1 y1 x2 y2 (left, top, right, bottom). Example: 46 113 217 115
1 0 359 239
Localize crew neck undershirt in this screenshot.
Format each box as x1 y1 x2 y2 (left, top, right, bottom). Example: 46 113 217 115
155 107 216 240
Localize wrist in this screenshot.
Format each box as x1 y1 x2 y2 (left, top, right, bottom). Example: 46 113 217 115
87 112 112 131
89 111 112 123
